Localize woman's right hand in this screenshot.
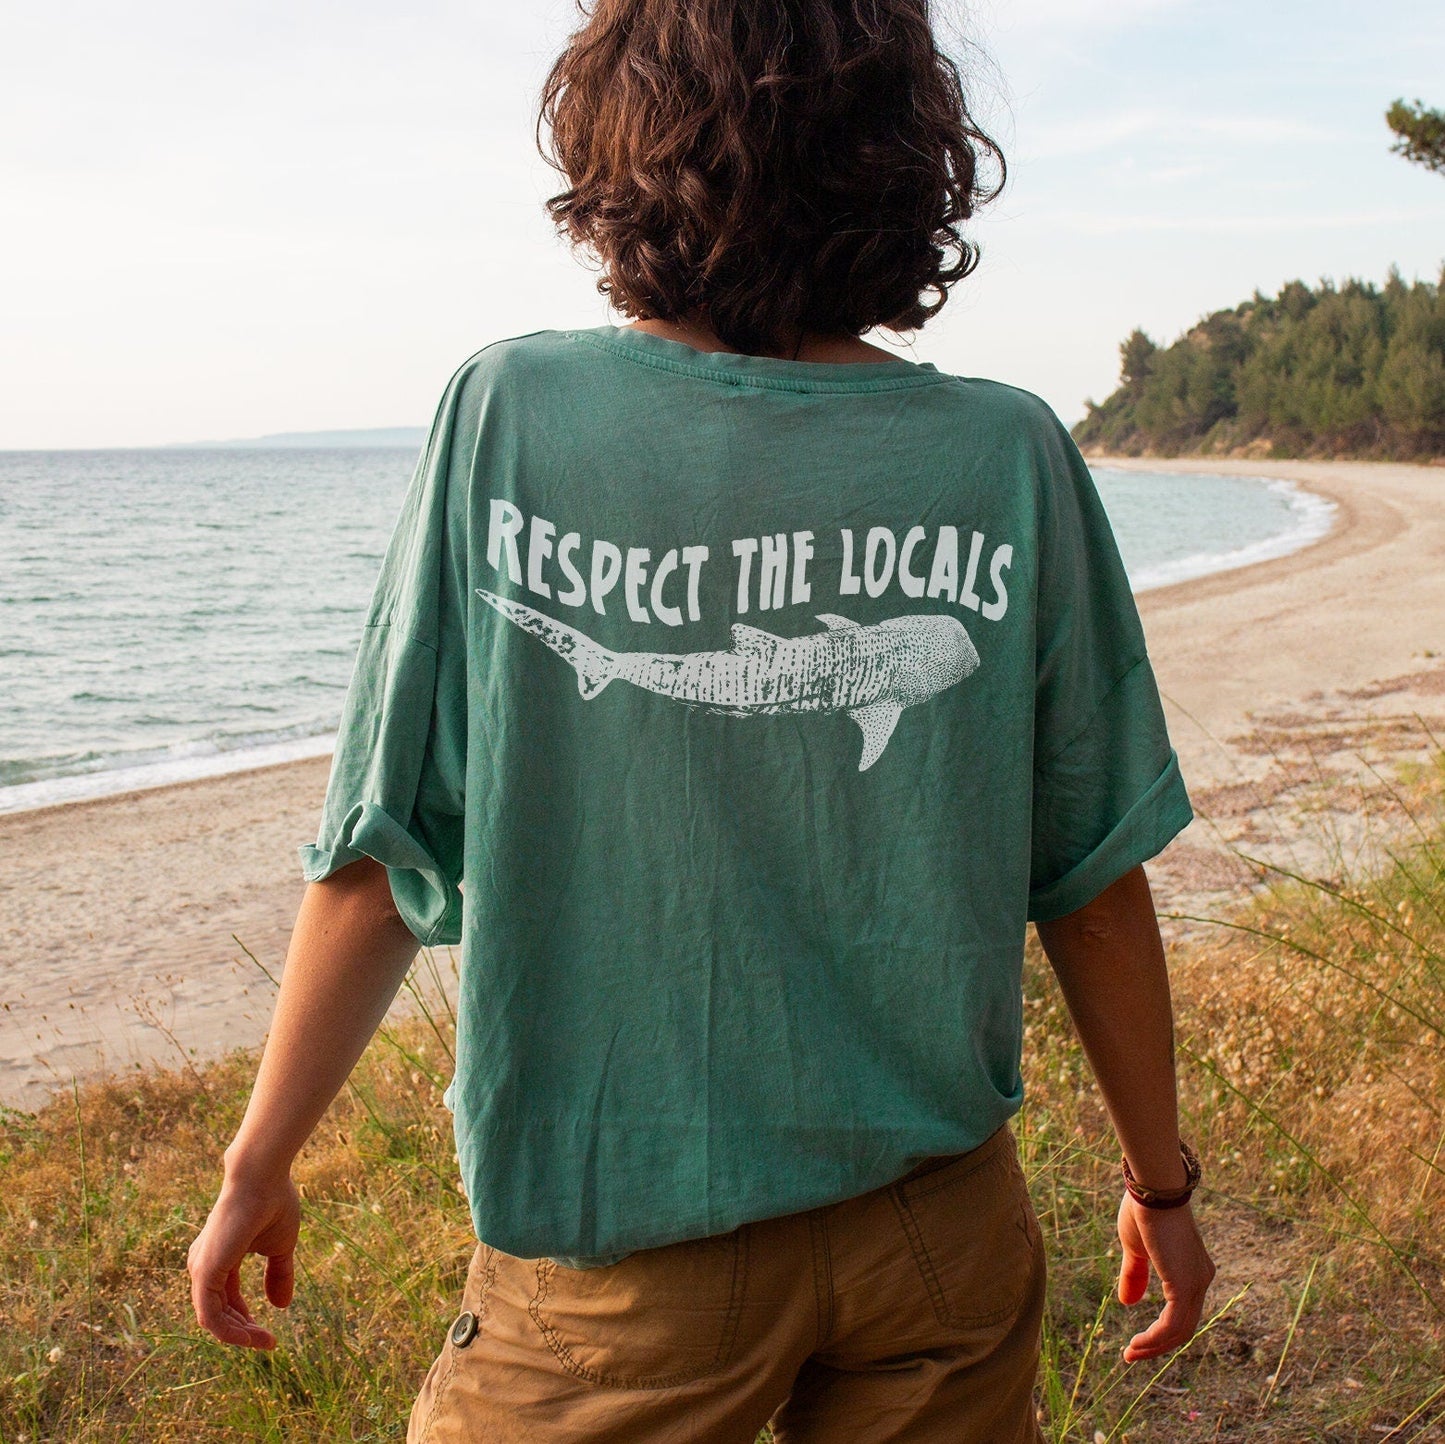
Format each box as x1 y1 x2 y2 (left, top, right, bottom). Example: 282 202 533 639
183 860 421 1351
187 1167 302 1351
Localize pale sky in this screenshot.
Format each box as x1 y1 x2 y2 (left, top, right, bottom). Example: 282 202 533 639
3 0 1443 449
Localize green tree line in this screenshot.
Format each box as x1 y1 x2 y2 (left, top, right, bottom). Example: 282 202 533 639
1071 269 1445 461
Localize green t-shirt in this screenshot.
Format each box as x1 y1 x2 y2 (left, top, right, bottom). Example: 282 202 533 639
300 324 1192 1266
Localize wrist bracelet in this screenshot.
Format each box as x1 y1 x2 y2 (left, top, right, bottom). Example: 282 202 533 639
1122 1141 1202 1210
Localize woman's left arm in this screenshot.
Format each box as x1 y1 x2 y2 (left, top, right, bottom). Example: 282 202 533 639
186 856 419 1350
1035 863 1216 1362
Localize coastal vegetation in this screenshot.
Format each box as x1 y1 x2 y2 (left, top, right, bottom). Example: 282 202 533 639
3 756 1444 1440
1072 270 1445 462
1388 99 1445 176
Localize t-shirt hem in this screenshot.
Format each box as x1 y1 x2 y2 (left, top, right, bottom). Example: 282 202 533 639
548 1249 636 1270
459 1105 1024 1263
1026 751 1193 921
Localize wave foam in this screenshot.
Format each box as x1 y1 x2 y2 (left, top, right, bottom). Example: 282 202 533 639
0 733 335 816
1128 476 1336 593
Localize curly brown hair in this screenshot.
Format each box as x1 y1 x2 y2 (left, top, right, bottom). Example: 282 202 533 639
536 0 1005 356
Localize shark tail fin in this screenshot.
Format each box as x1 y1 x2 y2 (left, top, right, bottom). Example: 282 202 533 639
475 588 619 702
848 701 903 771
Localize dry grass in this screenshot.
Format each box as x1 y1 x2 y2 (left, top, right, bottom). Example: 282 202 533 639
3 764 1445 1441
1022 753 1445 1440
0 952 475 1442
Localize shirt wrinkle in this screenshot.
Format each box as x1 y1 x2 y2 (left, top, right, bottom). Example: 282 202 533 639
1035 652 1150 771
298 324 1191 1262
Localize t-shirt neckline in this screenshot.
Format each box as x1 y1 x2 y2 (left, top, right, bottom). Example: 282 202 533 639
564 324 945 394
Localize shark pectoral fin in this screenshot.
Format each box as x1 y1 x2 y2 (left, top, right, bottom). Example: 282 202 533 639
848 701 903 771
815 613 859 630
730 623 780 659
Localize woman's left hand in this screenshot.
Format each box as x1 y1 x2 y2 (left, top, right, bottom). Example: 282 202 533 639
1115 1190 1215 1362
187 1169 302 1351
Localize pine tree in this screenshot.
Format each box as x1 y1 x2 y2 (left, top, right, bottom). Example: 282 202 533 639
1387 99 1445 176
1072 272 1445 461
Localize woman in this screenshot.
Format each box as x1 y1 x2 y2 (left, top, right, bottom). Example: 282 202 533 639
188 2 1214 1440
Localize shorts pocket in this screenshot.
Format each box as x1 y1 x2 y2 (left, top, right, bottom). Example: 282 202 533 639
523 1228 750 1389
889 1128 1038 1331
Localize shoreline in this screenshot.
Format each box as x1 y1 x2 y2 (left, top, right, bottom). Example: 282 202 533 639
1115 457 1445 937
5 457 1444 1114
1103 457 1367 610
0 733 338 820
0 463 1335 823
1116 457 1428 728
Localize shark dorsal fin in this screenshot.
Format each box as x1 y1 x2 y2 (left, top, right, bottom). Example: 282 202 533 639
730 623 780 659
815 613 859 631
848 701 903 771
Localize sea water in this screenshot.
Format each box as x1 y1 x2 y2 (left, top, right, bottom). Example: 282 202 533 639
1090 466 1335 592
0 450 1333 814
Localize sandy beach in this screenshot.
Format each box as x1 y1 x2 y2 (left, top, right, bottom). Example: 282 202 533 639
1117 458 1445 927
4 456 1443 1114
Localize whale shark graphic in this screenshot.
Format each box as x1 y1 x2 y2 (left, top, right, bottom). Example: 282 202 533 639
476 589 979 771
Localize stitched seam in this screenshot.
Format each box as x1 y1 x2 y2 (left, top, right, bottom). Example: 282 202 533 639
1035 653 1148 771
716 1227 750 1367
530 1244 746 1389
807 1214 828 1351
891 1149 1030 1329
566 330 950 395
417 1244 491 1442
475 1245 498 1324
900 1127 1012 1200
813 1212 836 1346
416 1344 459 1444
889 1188 951 1328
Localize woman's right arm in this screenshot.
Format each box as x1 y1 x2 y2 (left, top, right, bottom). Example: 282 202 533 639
1035 862 1216 1362
187 856 420 1349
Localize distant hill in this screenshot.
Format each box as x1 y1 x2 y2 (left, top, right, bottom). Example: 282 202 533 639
171 427 427 450
1073 270 1445 462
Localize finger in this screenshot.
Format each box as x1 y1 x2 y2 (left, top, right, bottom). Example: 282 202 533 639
266 1251 296 1309
223 1264 280 1347
1117 1242 1150 1306
220 1298 276 1347
1122 1295 1203 1362
193 1276 277 1350
189 1247 276 1351
225 1264 256 1323
221 1302 277 1351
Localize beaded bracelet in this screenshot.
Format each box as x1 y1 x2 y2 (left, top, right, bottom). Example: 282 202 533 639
1122 1141 1203 1210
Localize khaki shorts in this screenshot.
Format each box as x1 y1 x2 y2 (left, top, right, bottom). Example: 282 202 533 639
408 1124 1046 1443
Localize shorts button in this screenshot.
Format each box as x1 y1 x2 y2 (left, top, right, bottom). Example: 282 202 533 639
450 1310 479 1348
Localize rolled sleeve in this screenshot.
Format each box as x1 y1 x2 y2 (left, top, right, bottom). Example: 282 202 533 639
298 364 473 947
1026 416 1193 920
299 625 462 946
1028 744 1192 922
